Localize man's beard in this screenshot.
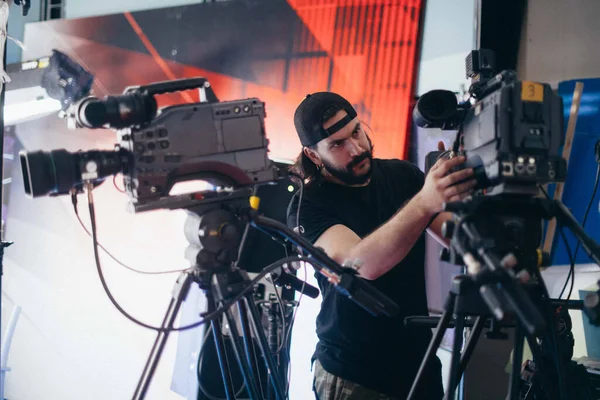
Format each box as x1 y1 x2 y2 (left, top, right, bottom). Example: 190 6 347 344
321 150 373 185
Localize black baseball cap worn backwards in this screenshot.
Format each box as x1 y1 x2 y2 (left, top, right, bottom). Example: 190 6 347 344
294 92 358 147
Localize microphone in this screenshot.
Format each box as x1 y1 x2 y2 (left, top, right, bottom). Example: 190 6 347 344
268 264 320 299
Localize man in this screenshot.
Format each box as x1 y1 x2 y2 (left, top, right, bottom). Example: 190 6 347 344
286 92 476 400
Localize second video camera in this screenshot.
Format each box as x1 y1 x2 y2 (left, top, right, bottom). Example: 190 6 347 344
415 49 567 196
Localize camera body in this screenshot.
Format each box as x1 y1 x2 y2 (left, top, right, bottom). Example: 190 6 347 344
416 50 567 196
117 96 277 207
20 77 280 212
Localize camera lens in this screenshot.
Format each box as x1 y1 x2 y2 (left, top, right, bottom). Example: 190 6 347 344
19 149 124 198
20 150 79 197
413 90 459 128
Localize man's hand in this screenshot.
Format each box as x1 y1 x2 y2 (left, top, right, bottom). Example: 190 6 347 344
416 141 477 215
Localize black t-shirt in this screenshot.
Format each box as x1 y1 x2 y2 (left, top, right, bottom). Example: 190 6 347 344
287 158 442 399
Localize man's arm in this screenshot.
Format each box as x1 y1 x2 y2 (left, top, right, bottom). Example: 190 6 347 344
314 156 475 280
314 195 433 280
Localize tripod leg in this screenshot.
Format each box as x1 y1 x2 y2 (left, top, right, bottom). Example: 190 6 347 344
224 307 262 400
244 294 287 400
445 313 466 400
407 292 456 400
206 294 237 400
456 316 485 385
133 272 193 400
237 300 264 397
266 303 279 400
524 333 558 400
507 320 524 400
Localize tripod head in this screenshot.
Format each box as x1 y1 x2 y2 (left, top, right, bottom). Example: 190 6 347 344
181 188 253 290
440 194 552 336
434 193 600 400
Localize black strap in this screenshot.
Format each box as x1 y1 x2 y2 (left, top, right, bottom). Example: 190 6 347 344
324 113 354 135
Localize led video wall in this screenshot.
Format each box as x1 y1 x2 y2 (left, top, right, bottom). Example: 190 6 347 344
22 0 424 160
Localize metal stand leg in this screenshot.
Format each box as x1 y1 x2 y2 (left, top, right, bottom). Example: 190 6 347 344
224 307 261 400
456 316 486 389
133 272 192 400
407 292 456 400
244 293 287 400
524 332 558 400
445 313 466 400
207 294 237 400
237 300 264 397
508 320 524 400
266 302 280 400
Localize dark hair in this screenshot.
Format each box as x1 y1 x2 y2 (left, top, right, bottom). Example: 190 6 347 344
289 104 343 186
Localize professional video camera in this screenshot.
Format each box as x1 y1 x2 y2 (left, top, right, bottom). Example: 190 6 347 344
415 49 567 196
20 76 280 212
408 49 600 400
19 70 399 400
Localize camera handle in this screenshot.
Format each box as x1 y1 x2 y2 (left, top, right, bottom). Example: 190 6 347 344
124 77 220 103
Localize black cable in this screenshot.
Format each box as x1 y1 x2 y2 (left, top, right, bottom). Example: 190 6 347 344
284 262 307 398
538 187 576 302
250 321 266 400
286 171 305 241
451 96 471 154
530 256 568 400
295 178 304 240
85 187 207 331
557 225 576 302
71 192 189 275
565 164 600 300
83 183 307 332
538 187 574 399
541 163 600 300
278 169 308 396
272 287 287 355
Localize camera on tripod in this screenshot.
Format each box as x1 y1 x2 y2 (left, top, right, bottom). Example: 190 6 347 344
20 76 279 213
18 52 401 399
407 50 600 400
415 49 568 196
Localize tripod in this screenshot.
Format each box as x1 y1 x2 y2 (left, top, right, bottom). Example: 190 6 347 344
133 206 288 400
408 194 600 400
407 272 555 400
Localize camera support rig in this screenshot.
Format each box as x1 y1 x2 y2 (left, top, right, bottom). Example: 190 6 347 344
408 194 600 400
129 186 400 400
